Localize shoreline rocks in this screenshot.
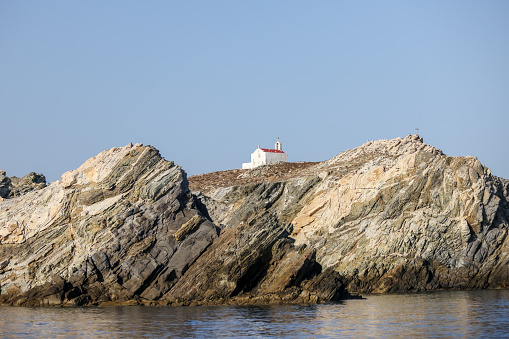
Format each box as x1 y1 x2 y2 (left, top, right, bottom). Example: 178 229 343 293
0 143 352 306
189 135 509 294
1 135 508 306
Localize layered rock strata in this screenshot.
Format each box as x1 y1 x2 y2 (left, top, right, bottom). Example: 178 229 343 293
1 135 508 306
191 135 509 293
0 143 348 306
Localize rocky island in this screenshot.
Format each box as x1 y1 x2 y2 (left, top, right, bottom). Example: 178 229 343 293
0 135 508 306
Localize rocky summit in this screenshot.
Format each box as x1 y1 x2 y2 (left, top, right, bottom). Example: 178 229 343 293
1 135 508 306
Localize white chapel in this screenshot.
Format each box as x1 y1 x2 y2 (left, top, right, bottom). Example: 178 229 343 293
242 138 288 169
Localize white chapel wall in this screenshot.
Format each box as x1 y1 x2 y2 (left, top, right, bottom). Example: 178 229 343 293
242 141 288 169
264 152 287 165
251 149 266 168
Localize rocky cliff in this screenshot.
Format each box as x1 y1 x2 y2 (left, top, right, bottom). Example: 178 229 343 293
0 143 348 306
1 135 508 306
190 135 509 293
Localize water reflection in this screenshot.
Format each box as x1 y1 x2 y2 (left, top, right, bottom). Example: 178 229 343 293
0 290 508 338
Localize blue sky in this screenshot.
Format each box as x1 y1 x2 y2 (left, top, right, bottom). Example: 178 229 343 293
1 1 508 182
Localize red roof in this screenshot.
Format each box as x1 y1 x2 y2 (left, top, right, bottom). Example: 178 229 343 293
260 148 285 154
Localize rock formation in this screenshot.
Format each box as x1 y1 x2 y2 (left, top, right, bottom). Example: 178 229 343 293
0 171 46 200
1 135 508 306
0 143 347 306
0 171 10 200
190 135 509 293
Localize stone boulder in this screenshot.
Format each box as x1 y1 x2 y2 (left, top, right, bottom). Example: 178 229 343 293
0 170 11 199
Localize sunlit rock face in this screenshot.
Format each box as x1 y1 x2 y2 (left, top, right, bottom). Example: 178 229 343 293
191 135 509 293
0 144 348 306
1 135 508 306
0 144 219 306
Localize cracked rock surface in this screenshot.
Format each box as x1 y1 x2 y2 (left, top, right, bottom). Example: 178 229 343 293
0 143 347 306
190 135 509 293
1 135 508 306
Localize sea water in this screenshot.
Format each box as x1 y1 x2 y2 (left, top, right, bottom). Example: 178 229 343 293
0 290 508 338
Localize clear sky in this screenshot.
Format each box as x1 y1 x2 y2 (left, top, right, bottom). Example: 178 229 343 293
1 1 508 182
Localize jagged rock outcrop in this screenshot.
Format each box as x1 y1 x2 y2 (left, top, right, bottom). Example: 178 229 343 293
162 214 350 306
2 135 507 306
0 171 46 200
9 172 46 198
0 143 349 306
0 144 218 306
0 171 10 199
190 135 509 293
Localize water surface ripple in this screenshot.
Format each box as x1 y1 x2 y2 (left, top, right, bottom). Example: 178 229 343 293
1 290 508 338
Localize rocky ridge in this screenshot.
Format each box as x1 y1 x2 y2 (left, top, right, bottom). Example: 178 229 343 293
1 135 508 306
0 143 349 306
190 135 509 293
